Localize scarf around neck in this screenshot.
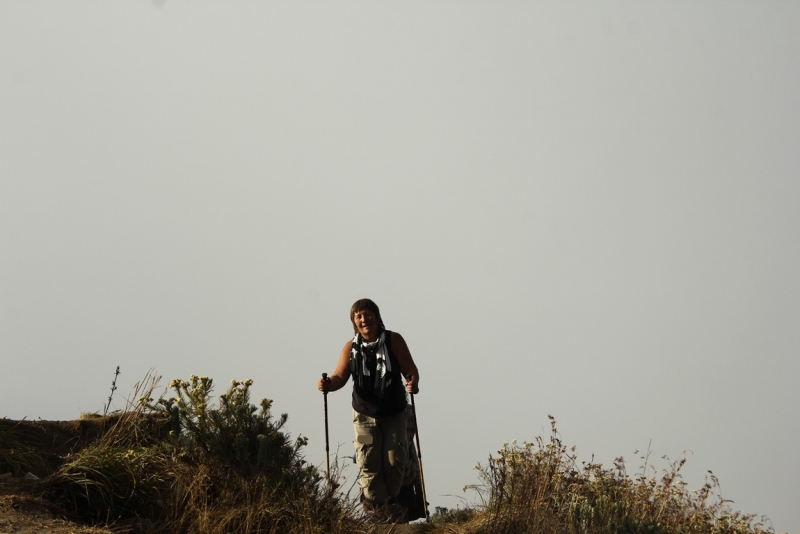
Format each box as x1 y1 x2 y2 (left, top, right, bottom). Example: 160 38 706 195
351 330 392 397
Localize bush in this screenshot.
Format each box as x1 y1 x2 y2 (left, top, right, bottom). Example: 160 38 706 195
149 376 307 480
46 375 365 534
458 416 772 534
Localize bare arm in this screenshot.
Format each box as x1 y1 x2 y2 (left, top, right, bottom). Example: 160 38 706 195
391 332 420 394
318 341 353 393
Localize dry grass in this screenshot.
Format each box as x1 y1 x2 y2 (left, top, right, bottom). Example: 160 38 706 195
438 416 773 534
0 419 51 477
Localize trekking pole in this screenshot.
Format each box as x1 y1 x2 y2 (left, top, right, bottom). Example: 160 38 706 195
410 394 429 521
322 373 331 482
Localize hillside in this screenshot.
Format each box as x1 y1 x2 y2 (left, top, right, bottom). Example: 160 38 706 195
0 378 779 534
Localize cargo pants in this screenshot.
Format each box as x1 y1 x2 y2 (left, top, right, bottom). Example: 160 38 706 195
353 408 409 504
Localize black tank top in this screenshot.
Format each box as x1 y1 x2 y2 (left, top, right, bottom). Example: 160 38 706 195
351 331 408 418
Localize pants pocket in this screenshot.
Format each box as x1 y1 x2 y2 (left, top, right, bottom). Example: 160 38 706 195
355 434 382 473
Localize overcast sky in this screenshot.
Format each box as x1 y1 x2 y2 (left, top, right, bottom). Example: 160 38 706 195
1 2 798 532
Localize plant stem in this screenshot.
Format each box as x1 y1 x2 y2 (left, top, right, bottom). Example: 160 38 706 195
104 366 121 418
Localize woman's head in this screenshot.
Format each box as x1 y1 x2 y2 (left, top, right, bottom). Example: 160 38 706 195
350 298 385 337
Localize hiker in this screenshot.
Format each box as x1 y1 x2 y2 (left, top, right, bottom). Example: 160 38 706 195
318 298 420 519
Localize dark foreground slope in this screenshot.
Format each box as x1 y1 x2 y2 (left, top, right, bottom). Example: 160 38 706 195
0 380 778 534
0 375 397 534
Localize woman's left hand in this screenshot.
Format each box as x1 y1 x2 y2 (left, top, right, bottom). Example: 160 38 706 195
406 379 419 394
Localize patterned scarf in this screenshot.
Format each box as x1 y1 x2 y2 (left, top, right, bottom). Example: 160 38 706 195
350 330 392 397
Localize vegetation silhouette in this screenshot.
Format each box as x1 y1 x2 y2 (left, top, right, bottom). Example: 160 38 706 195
0 374 778 534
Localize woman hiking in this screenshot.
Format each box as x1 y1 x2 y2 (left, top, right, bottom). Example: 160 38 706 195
318 298 420 520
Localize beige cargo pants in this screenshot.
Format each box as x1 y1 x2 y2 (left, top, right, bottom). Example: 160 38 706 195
353 408 409 504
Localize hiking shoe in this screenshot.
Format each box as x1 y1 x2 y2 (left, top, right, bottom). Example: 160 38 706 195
361 496 389 522
360 498 408 523
385 502 409 523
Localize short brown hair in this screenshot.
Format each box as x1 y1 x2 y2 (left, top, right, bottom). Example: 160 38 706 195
349 298 385 334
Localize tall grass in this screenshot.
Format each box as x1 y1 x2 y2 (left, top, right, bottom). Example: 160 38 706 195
0 419 51 477
453 416 772 534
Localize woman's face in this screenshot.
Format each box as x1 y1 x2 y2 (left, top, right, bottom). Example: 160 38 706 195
353 309 379 341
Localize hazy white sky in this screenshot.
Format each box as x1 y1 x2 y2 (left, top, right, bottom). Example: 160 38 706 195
2 2 798 532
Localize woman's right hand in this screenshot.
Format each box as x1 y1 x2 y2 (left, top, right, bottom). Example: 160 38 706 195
319 341 354 394
318 377 330 392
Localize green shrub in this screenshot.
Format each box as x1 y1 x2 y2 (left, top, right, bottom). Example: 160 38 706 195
46 375 365 534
